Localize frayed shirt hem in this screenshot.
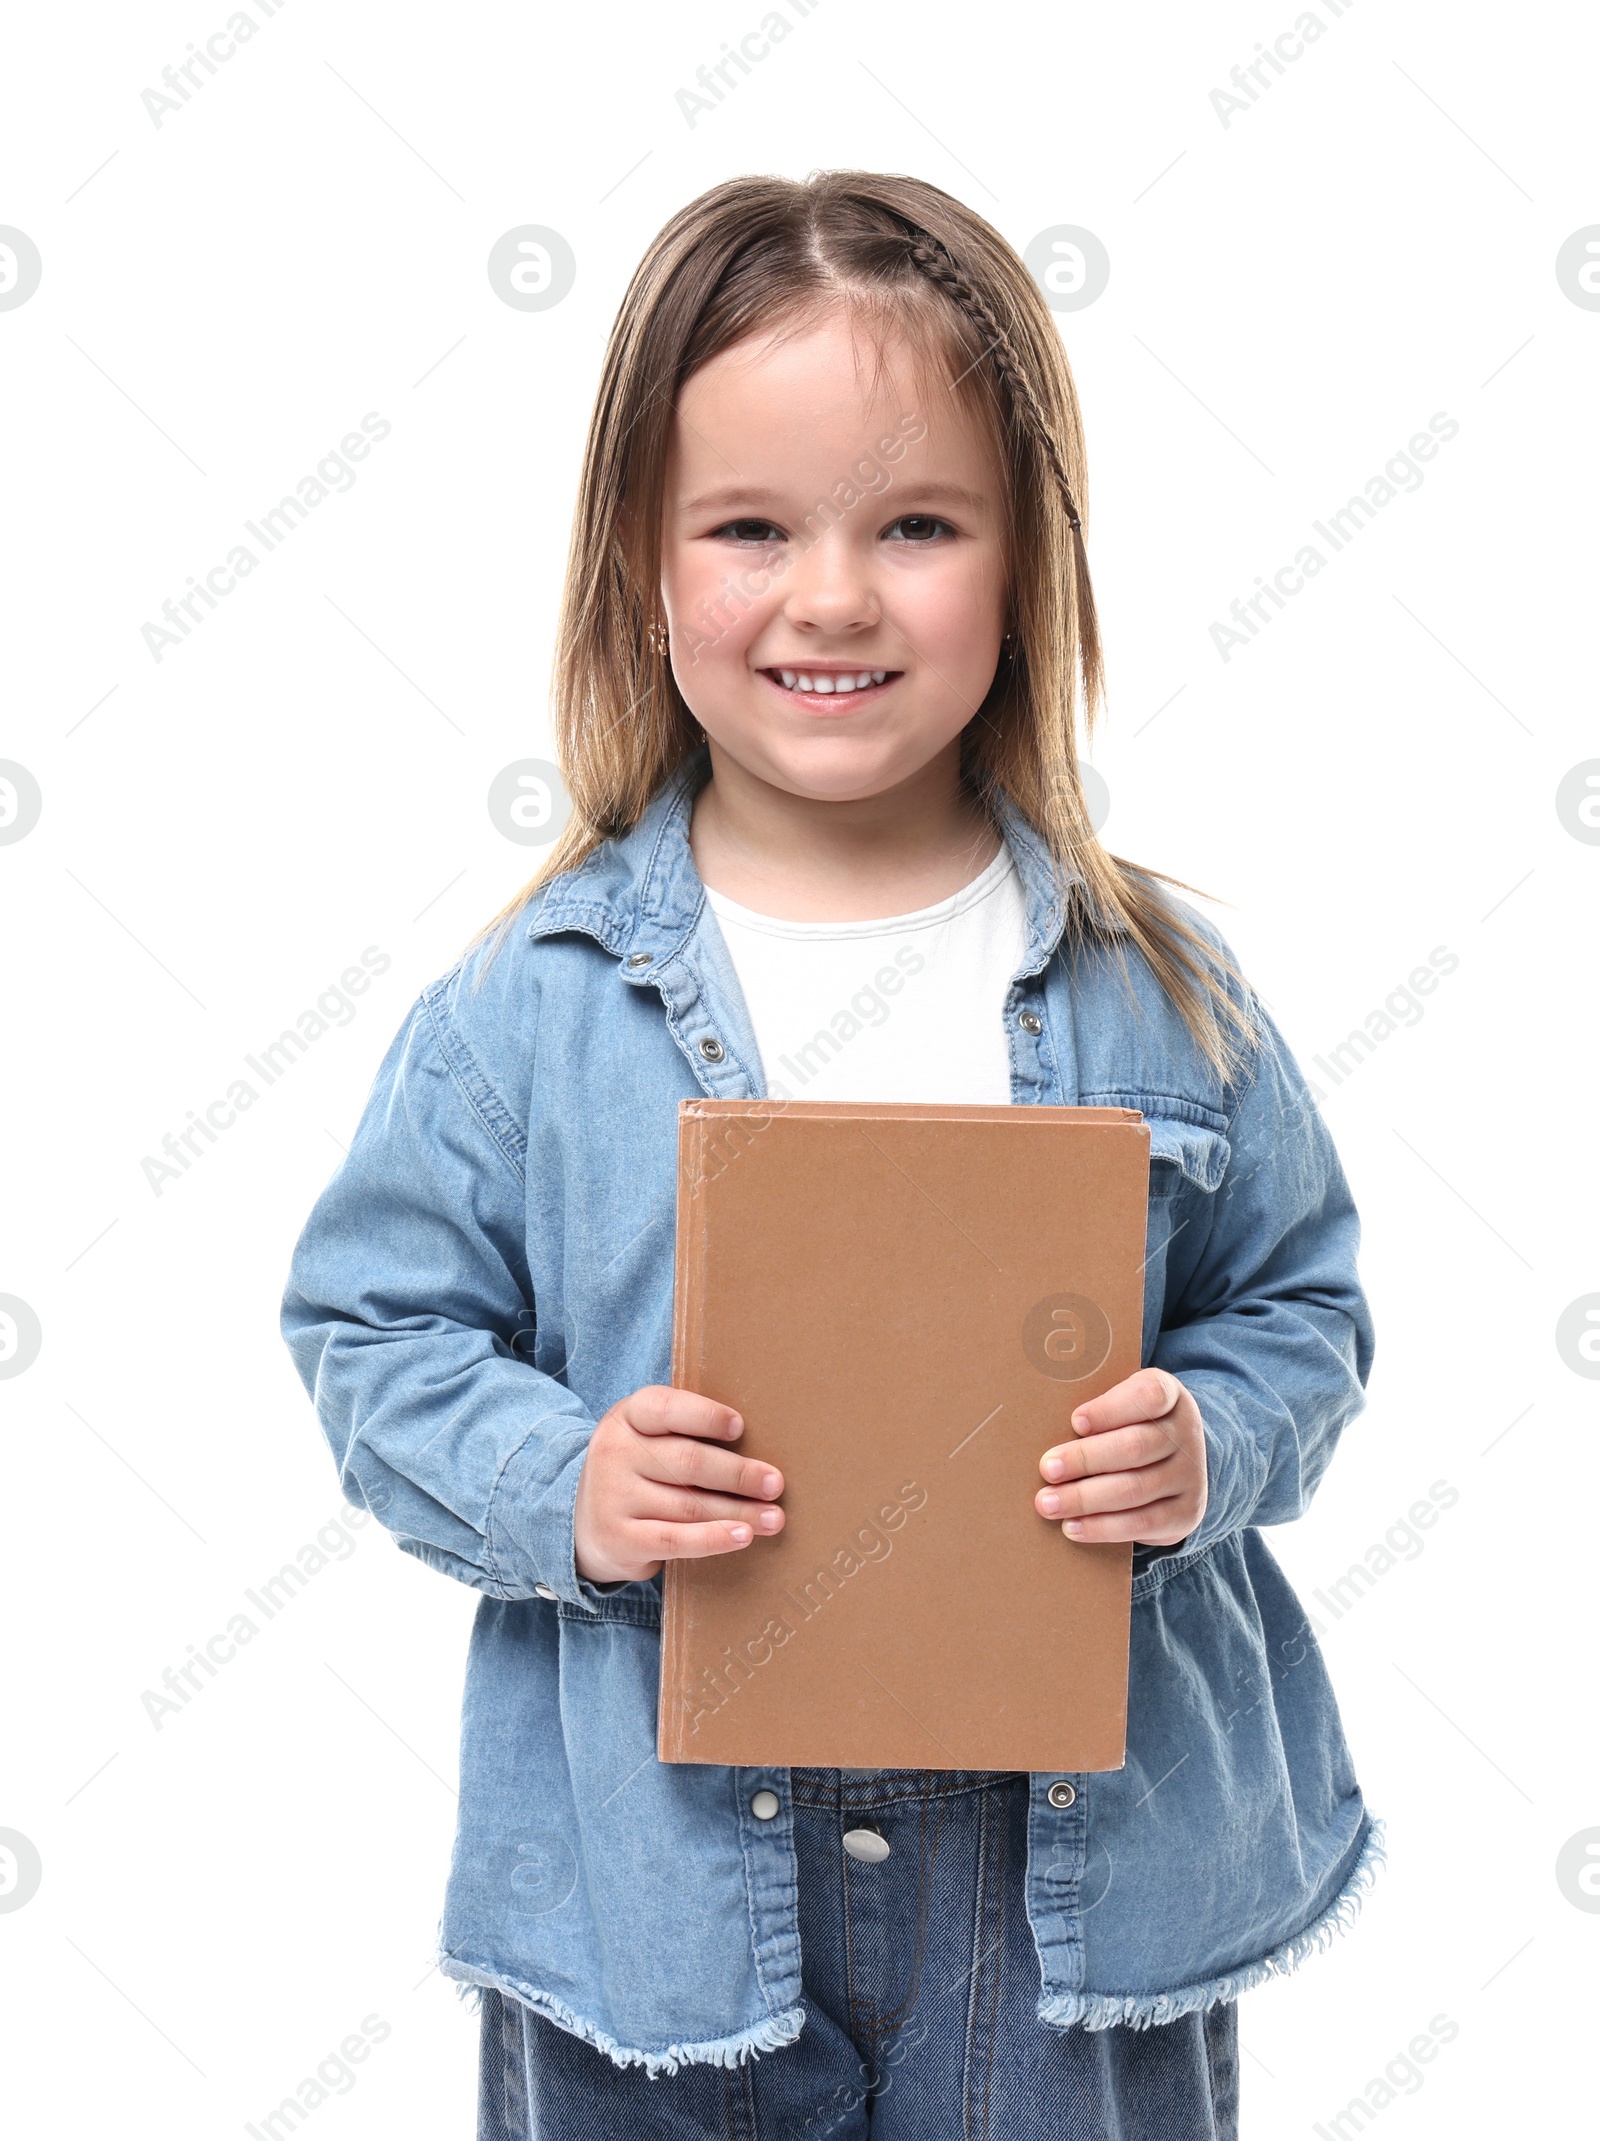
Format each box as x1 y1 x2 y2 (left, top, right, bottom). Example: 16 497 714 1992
437 1950 806 2076
1039 1812 1387 2033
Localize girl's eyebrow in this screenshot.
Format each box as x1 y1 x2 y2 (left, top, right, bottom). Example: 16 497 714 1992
881 481 989 509
678 480 990 513
677 485 788 512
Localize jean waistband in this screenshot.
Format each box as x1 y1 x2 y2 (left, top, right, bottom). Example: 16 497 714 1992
788 1766 1026 1808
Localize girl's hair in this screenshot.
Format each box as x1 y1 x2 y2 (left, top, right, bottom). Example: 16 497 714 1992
476 170 1259 1081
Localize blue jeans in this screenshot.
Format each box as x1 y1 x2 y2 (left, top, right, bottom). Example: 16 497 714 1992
478 1769 1239 2139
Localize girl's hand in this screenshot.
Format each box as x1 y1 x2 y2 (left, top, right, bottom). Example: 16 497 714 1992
1034 1368 1207 1547
573 1385 786 1585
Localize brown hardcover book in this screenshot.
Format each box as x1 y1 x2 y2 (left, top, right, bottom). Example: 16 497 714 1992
659 1099 1151 1773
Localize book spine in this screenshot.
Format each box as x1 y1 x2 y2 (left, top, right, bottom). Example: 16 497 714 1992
660 1107 706 1763
669 1109 690 1388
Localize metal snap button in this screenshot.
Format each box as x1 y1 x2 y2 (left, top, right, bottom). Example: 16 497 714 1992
1047 1780 1076 1809
626 952 653 968
750 1789 780 1821
533 1583 558 1602
699 1037 725 1062
842 1828 890 1864
1019 1011 1043 1036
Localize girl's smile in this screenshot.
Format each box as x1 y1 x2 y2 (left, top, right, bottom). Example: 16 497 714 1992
759 663 899 708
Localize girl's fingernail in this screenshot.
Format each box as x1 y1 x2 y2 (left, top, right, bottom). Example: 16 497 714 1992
1064 1520 1085 1539
758 1508 782 1531
1042 1457 1065 1482
726 1415 745 1437
728 1523 752 1544
1038 1491 1062 1515
760 1471 782 1496
1071 1411 1088 1430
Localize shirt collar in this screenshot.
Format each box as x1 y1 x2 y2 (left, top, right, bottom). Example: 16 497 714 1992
526 746 1126 969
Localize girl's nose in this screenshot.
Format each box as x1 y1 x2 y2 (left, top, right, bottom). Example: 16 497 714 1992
779 535 880 636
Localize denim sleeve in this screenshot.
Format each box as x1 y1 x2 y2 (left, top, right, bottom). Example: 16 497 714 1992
279 989 607 1608
1152 998 1376 1554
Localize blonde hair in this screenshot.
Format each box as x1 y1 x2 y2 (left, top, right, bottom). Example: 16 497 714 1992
476 170 1259 1081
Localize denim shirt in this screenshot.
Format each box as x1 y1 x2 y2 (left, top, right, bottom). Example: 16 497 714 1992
281 755 1381 2075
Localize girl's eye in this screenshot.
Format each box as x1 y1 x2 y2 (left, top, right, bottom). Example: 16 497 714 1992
884 514 955 543
712 518 785 544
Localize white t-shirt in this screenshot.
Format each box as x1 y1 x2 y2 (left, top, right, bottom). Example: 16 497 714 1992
704 845 1028 1105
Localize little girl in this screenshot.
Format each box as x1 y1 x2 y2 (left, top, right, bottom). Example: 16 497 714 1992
283 172 1380 2139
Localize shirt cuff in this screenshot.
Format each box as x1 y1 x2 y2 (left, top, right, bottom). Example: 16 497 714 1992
1168 1374 1269 1559
485 1412 626 1609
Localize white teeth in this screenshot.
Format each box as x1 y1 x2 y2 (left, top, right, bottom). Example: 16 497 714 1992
775 669 890 693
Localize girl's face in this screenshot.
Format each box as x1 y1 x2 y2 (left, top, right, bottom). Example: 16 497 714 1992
659 310 1009 804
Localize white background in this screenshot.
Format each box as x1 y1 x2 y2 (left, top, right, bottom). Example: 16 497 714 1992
2 1 1596 2133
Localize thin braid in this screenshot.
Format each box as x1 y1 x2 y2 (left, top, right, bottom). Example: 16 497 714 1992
904 235 1082 531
